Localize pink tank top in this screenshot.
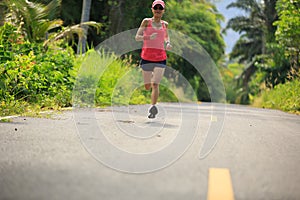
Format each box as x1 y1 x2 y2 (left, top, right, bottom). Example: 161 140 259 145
141 19 167 61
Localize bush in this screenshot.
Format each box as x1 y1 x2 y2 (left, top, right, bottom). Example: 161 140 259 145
73 49 178 107
254 78 300 114
0 23 76 116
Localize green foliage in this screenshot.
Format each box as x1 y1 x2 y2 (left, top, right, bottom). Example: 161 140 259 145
220 62 244 103
263 43 291 86
2 0 101 49
0 46 75 105
96 60 145 106
4 0 63 42
162 0 225 102
71 50 114 107
226 0 265 62
225 0 298 105
73 49 178 107
274 0 300 68
0 23 28 62
0 23 76 116
255 78 300 114
165 0 225 62
96 58 134 106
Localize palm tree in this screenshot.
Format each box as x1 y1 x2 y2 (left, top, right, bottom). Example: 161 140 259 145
225 0 277 104
77 0 92 54
226 0 266 61
3 0 101 47
4 0 63 42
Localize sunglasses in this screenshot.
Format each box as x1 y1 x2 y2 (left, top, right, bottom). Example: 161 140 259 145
153 5 164 10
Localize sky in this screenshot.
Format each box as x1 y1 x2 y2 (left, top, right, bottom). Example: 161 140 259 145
214 0 246 54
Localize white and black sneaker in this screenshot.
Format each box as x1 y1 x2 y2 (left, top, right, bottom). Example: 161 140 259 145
148 105 158 119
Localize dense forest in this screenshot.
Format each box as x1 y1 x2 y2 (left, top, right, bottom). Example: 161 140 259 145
0 0 299 116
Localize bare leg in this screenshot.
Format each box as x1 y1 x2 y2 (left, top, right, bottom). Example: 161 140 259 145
151 67 165 105
146 67 165 118
151 83 159 105
142 70 152 90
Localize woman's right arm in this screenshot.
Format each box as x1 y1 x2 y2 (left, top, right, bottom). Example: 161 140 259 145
135 19 148 41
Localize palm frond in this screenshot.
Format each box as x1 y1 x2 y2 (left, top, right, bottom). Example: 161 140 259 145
227 0 261 13
34 19 63 40
4 0 62 42
43 21 102 46
79 21 102 34
47 19 64 30
43 0 61 20
227 16 264 34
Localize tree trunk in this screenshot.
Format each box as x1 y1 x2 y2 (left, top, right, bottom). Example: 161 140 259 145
0 4 5 26
77 0 92 54
109 0 125 35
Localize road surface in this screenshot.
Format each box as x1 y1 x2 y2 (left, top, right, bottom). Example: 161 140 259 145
0 103 299 200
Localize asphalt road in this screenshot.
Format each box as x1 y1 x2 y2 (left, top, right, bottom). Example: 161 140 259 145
0 103 299 200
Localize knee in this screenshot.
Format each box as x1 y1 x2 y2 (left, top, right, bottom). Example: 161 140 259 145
152 83 159 89
144 83 151 90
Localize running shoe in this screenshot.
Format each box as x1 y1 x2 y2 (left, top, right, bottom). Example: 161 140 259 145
148 105 158 119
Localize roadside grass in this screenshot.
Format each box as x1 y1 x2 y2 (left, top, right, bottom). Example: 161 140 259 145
253 78 300 114
0 99 68 121
76 49 178 107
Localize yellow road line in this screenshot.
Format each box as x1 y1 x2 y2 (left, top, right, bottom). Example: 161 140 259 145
207 168 235 200
211 115 218 121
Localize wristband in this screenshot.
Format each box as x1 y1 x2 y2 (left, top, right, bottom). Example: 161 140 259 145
143 35 150 40
166 41 170 45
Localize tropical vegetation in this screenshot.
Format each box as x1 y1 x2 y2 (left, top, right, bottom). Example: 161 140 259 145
0 0 299 117
225 0 299 109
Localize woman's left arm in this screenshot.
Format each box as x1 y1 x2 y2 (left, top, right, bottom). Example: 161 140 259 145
164 21 172 50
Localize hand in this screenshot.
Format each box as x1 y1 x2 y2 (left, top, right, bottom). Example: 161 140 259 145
150 32 158 40
166 43 172 50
